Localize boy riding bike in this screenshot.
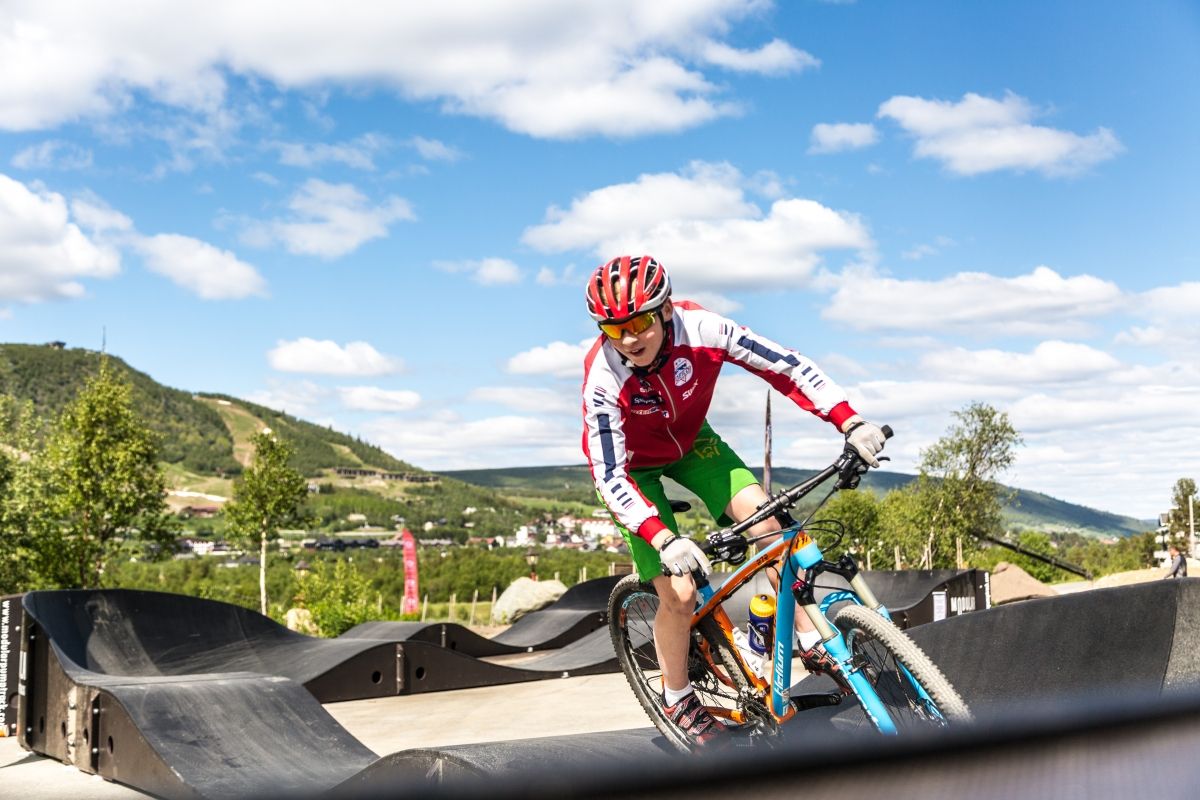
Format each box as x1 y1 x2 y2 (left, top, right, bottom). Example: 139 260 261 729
581 254 886 746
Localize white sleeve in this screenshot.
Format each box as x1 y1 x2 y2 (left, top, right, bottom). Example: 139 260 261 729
582 378 659 536
694 309 853 424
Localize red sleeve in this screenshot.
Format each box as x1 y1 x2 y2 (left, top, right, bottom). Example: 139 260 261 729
636 516 669 545
826 401 857 431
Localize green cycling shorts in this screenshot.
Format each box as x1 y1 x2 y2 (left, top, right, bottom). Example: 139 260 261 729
603 420 758 581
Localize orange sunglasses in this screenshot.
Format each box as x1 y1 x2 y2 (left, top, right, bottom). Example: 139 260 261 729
599 311 657 340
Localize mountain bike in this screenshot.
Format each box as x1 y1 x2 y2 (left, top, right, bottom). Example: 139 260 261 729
608 427 972 751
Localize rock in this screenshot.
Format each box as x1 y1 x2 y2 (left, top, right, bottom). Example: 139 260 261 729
491 577 568 624
285 607 318 635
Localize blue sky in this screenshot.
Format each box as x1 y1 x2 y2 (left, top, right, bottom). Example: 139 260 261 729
1 1 1197 519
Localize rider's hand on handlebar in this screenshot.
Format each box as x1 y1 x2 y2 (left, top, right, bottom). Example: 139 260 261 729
659 534 712 578
841 416 887 467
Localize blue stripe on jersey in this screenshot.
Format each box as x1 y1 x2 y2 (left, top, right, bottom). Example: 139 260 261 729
737 335 801 367
597 413 617 481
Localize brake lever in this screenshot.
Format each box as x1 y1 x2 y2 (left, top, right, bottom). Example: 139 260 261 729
705 527 749 566
836 448 868 489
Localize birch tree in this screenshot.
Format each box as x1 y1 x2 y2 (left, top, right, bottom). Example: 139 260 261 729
224 429 310 615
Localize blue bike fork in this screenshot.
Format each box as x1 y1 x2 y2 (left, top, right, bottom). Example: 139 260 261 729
782 540 900 734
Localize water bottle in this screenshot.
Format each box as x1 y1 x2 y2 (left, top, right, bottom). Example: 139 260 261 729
747 593 777 656
731 627 766 679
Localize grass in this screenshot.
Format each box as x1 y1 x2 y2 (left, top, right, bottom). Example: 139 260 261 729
161 461 233 498
197 396 265 467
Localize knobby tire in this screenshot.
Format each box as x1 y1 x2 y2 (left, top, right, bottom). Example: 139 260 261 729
608 574 752 753
832 604 972 730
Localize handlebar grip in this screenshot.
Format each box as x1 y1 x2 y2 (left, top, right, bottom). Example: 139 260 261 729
881 424 894 439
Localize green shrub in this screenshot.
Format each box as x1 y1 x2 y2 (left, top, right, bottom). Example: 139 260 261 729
297 558 383 636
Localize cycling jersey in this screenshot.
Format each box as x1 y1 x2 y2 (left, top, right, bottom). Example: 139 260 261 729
581 301 857 544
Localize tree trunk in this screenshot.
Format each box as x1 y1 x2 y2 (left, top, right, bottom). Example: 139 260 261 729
260 529 268 616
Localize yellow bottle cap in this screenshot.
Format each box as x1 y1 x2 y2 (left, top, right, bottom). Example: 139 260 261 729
749 593 777 617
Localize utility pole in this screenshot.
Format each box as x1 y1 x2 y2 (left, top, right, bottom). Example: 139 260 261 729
763 392 773 493
1191 495 1196 559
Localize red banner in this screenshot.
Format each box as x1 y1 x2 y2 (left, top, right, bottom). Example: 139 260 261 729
401 528 419 615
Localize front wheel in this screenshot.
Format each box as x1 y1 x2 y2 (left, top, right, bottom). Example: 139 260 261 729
608 574 752 752
832 604 972 731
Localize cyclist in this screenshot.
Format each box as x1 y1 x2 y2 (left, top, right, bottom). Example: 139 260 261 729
581 254 886 746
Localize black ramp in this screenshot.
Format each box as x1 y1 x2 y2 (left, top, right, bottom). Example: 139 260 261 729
504 626 617 673
905 578 1189 712
19 594 378 800
792 579 1200 731
88 674 377 799
394 626 630 693
367 688 1200 799
21 587 622 700
488 574 621 649
341 620 530 657
334 729 672 794
340 574 620 656
22 589 403 703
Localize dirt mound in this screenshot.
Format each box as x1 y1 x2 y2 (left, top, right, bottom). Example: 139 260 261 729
990 562 1057 604
1092 561 1199 588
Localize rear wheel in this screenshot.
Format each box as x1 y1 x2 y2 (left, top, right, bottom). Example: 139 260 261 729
608 575 754 752
832 604 972 731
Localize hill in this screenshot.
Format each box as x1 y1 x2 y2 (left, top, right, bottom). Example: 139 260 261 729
0 343 537 542
0 343 239 474
0 342 1152 540
0 343 423 478
440 463 1153 539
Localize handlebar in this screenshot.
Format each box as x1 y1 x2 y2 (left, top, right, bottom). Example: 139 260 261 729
700 423 893 560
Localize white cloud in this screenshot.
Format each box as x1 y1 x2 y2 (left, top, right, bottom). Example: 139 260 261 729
243 179 415 258
682 292 743 315
361 412 582 470
536 267 558 286
70 195 134 235
133 233 266 300
901 235 955 261
808 122 879 154
274 133 389 170
699 38 818 75
0 3 803 139
246 380 329 418
11 140 93 170
1137 282 1200 321
268 338 402 376
408 136 463 162
435 258 522 285
468 386 578 415
1115 326 1169 347
823 266 1123 335
522 161 873 293
0 173 120 303
918 341 1121 384
338 386 421 412
506 339 595 378
878 92 1123 176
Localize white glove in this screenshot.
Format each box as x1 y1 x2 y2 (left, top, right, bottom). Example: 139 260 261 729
659 535 712 578
842 416 886 467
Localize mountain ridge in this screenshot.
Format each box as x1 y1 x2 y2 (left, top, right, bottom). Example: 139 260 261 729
439 464 1153 539
0 342 1152 539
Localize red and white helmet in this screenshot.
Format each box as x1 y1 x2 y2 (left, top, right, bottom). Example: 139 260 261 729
585 255 671 323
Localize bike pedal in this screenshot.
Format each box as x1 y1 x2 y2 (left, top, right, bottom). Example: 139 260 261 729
790 692 843 711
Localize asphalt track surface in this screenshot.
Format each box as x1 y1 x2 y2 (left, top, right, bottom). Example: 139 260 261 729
14 577 1200 798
